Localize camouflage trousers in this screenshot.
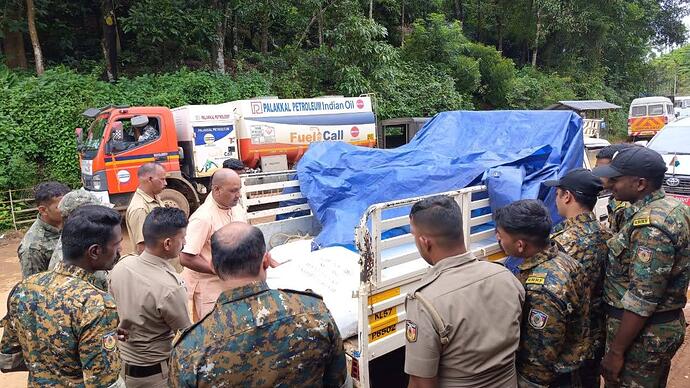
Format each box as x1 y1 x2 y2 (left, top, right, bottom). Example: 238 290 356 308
604 314 685 388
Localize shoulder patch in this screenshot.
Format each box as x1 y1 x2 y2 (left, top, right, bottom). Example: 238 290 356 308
406 320 417 343
528 309 549 330
279 288 323 300
632 217 650 227
525 275 546 285
637 247 653 263
615 201 627 211
102 331 117 352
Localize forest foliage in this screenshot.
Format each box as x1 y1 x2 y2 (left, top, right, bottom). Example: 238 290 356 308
0 0 688 190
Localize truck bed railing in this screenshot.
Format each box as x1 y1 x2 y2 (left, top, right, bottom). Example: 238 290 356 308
240 170 311 224
352 185 502 386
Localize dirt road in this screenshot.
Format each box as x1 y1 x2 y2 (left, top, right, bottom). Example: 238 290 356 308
0 232 689 387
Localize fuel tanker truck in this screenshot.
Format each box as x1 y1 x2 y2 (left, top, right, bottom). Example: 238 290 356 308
75 96 376 214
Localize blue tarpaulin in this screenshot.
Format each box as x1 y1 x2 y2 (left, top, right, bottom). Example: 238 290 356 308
296 110 584 249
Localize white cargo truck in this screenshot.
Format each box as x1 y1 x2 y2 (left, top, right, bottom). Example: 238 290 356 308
240 170 502 387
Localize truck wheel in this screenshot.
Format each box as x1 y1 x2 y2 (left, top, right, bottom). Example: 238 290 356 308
159 189 191 217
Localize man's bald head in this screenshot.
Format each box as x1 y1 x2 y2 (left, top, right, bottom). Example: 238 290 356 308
211 222 266 280
211 168 240 187
138 162 165 178
211 168 242 208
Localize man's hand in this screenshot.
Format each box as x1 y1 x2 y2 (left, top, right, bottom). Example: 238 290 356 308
601 349 624 385
117 327 130 342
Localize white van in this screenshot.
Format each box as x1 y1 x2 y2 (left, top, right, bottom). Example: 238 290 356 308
628 96 675 139
646 117 690 206
674 96 690 119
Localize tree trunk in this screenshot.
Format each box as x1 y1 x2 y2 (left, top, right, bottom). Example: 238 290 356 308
100 0 118 82
532 8 541 67
1 28 28 69
318 6 324 46
260 11 269 54
454 0 464 22
496 1 503 51
211 0 227 73
476 0 482 42
232 11 239 56
25 0 44 75
400 0 405 46
2 5 27 69
369 0 373 19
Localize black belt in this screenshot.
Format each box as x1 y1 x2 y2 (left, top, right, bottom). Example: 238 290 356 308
124 362 163 378
606 305 681 324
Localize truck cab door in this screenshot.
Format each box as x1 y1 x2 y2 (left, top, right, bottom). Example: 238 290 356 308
103 113 179 196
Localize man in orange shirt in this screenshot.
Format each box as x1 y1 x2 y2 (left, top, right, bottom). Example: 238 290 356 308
180 168 248 321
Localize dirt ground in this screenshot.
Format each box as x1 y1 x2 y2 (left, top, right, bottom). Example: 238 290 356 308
0 232 689 387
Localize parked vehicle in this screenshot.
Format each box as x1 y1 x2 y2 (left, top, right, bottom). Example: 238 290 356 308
674 96 690 119
242 113 611 387
646 117 690 206
76 97 376 213
583 136 612 222
376 117 429 149
628 96 675 140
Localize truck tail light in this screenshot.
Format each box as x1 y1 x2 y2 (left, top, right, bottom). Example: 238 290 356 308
350 356 360 381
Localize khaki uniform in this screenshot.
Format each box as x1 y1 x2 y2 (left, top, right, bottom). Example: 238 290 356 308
404 252 525 387
125 188 162 253
169 281 347 387
0 262 124 387
604 189 690 387
108 252 191 388
17 215 60 278
181 195 248 321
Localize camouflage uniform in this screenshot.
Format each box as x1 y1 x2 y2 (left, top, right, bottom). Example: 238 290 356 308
0 261 124 387
551 212 611 387
169 281 347 387
604 189 690 387
515 243 588 387
47 189 111 291
17 215 61 278
607 197 632 234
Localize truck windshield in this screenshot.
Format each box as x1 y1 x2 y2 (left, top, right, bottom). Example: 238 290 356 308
79 117 108 158
648 126 690 155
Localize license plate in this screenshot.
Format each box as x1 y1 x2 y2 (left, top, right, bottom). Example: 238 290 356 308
669 194 690 206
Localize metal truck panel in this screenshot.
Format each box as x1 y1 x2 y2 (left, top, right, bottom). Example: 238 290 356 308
231 97 377 168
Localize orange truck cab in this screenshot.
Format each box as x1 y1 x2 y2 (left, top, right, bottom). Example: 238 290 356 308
76 97 376 214
628 96 675 140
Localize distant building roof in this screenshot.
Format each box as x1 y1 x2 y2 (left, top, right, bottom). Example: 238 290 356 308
545 100 621 111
